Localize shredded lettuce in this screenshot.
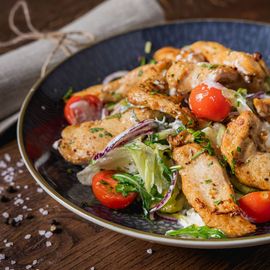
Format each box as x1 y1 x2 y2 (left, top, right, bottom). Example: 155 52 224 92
202 123 226 148
222 88 251 113
77 147 135 185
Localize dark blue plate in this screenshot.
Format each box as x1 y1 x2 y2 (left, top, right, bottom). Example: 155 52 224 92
18 20 270 248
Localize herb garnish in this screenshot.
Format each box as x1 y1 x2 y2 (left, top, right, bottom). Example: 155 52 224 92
90 127 105 133
199 63 219 69
106 113 122 120
63 87 73 102
166 225 226 239
205 179 212 184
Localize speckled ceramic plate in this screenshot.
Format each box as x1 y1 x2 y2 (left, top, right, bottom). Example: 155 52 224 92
18 20 270 249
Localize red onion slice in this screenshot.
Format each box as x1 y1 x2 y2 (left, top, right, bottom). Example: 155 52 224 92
149 171 178 213
93 119 158 161
102 71 129 85
246 91 266 99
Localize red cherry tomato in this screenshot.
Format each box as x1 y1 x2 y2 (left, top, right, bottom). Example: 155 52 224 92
64 95 102 125
189 83 231 121
239 192 270 223
92 171 137 209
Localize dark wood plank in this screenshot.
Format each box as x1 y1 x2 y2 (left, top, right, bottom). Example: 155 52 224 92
1 1 270 269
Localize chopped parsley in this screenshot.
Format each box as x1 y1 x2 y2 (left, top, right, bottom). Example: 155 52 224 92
138 69 144 77
205 179 212 184
63 87 73 102
237 146 241 153
139 56 146 66
90 127 105 133
214 200 222 206
106 113 122 120
149 59 157 64
199 63 219 69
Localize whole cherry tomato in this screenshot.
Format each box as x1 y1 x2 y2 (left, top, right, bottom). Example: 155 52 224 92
239 191 270 223
92 171 137 209
189 83 231 121
64 95 102 125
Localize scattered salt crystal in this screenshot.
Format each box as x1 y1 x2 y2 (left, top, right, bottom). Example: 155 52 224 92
4 153 11 162
90 267 95 270
46 205 49 208
14 198 24 205
14 214 23 222
37 188 43 193
24 234 31 240
16 160 24 167
17 194 22 198
26 265 32 269
22 205 27 209
0 253 5 260
32 259 37 265
42 210 48 216
38 230 46 236
5 266 10 270
2 212 9 218
45 231 53 239
27 208 32 211
24 185 28 189
3 239 7 243
41 106 46 110
39 208 44 213
5 242 13 247
0 160 7 168
19 170 23 174
46 241 52 247
146 248 153 254
25 197 30 201
4 175 14 183
16 185 21 189
11 260 16 265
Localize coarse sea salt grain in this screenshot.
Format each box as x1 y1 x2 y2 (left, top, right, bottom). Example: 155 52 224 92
146 248 153 254
32 259 38 265
4 153 11 162
38 230 46 236
16 160 24 167
0 253 5 260
11 260 16 265
24 185 28 189
90 267 95 270
24 234 31 240
25 265 32 269
2 212 9 218
42 210 48 216
5 242 13 248
0 160 7 168
37 188 43 193
46 241 52 247
45 231 53 239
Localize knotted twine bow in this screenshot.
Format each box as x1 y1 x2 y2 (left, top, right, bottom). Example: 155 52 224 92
0 0 95 77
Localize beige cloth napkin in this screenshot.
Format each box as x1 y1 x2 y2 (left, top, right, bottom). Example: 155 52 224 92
0 0 164 133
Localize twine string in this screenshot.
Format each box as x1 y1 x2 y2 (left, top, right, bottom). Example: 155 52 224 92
0 0 95 77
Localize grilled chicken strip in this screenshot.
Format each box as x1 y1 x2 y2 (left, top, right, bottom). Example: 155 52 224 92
166 61 244 95
254 97 270 122
58 108 161 165
173 143 256 237
189 41 269 92
73 60 171 103
154 46 206 63
127 79 195 126
221 111 270 190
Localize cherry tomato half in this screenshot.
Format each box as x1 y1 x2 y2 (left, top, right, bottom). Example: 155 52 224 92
189 83 231 121
64 95 102 125
239 192 270 223
92 171 137 209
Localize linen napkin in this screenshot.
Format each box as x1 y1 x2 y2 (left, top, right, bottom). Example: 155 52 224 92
0 0 164 133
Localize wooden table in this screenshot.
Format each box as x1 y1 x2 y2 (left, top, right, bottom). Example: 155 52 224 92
1 1 270 269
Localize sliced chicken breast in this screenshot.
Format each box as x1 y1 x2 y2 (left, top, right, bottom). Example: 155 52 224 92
166 61 244 95
221 111 270 190
73 60 171 103
173 143 256 237
58 108 161 165
189 41 269 92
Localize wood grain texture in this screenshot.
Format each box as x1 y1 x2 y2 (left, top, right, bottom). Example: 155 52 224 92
1 0 270 269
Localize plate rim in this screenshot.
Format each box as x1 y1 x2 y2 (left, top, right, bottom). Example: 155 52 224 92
17 19 270 249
